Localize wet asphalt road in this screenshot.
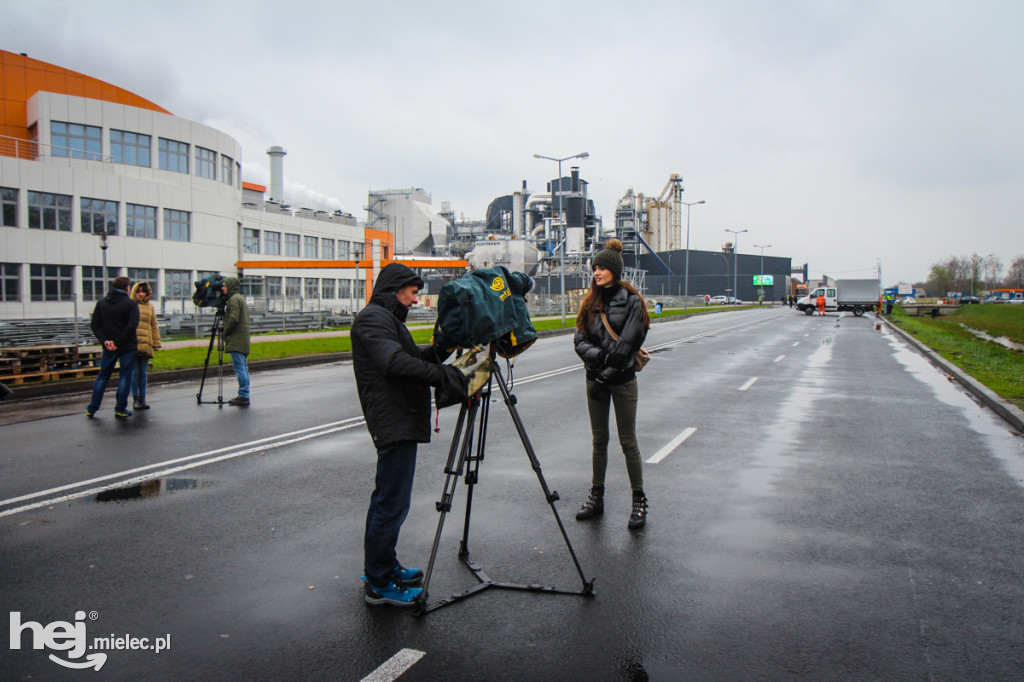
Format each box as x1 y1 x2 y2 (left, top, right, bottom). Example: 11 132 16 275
3 307 1024 681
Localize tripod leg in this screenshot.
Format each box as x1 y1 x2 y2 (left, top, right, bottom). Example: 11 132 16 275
416 398 479 614
216 314 225 404
492 364 595 595
459 381 491 558
196 311 220 403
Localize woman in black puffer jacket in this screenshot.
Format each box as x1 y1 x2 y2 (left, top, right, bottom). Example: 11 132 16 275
573 239 651 530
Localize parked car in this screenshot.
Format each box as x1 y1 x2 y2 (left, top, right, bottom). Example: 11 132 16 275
709 296 729 305
899 297 916 305
960 295 980 304
726 297 742 305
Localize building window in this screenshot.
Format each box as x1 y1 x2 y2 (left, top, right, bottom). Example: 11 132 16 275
304 278 320 299
285 277 301 297
158 138 190 174
80 198 118 235
241 276 264 298
126 203 157 239
164 270 192 299
28 191 72 231
235 161 241 188
321 278 335 299
221 155 235 186
110 130 151 167
355 279 365 301
50 121 101 160
164 209 191 242
30 264 74 301
243 228 260 254
265 231 281 255
196 146 216 180
2 188 17 227
321 238 335 260
1 263 20 301
285 233 300 257
304 236 318 259
338 279 351 299
82 265 113 301
337 240 350 259
267 276 282 299
127 268 158 293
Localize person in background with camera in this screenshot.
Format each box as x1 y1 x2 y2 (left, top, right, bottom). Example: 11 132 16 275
130 281 161 411
351 263 466 607
573 238 652 530
221 276 251 406
86 276 139 419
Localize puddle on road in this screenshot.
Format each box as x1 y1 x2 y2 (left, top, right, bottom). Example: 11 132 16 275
92 478 212 503
882 328 1024 486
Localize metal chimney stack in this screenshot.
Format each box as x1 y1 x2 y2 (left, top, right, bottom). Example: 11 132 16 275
267 146 287 203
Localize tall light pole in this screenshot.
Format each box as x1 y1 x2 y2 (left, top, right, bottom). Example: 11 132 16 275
724 228 748 303
753 243 771 303
533 151 589 324
680 200 705 312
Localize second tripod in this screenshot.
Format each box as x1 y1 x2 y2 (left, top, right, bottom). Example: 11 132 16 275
196 308 225 405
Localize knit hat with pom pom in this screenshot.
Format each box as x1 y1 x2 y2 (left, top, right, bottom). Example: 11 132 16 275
592 238 624 281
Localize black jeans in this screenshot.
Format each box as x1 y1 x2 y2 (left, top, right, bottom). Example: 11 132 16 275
586 379 644 491
363 440 417 587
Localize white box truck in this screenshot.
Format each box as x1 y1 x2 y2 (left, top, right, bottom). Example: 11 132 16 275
797 279 880 316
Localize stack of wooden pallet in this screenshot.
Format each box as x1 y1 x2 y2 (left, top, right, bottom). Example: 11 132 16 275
0 345 103 385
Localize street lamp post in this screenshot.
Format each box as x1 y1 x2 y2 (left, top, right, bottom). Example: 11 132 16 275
724 229 748 303
753 243 771 304
533 151 589 324
680 200 705 312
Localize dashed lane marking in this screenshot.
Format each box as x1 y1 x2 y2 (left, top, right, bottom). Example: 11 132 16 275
739 377 758 391
647 427 697 464
360 648 426 682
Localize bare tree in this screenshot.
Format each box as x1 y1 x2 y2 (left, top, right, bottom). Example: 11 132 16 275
1006 256 1024 289
982 254 1003 291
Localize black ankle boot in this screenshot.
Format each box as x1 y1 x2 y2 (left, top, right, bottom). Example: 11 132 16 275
628 490 648 530
576 485 604 520
133 398 143 411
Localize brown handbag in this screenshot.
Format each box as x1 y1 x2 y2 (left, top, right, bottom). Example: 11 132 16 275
599 313 651 372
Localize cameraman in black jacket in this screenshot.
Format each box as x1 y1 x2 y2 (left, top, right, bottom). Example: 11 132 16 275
351 262 465 607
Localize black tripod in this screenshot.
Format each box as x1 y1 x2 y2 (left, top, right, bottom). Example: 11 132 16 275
196 308 225 405
414 358 596 615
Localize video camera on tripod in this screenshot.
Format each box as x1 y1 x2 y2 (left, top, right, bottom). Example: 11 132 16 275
192 273 227 309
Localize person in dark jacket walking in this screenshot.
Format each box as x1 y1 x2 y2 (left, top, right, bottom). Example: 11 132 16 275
221 276 251 406
351 262 466 607
573 239 651 529
87 276 139 419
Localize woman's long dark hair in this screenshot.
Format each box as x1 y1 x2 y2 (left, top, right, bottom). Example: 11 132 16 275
575 273 651 333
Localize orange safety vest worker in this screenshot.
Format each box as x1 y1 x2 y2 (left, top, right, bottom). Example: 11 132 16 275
816 294 826 315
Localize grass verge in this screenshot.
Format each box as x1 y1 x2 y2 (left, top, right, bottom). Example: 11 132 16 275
888 306 1024 410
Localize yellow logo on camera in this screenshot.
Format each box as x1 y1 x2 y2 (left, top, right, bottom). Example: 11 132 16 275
491 276 511 300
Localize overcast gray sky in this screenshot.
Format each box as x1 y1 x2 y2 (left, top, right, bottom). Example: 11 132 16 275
3 0 1022 285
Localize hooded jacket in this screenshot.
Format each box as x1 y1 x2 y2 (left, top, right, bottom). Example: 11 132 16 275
574 285 647 384
222 276 250 355
130 282 162 358
90 286 139 351
351 263 463 448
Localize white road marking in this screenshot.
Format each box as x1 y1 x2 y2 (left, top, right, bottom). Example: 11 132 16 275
774 355 786 362
647 427 697 464
739 377 758 391
792 341 800 347
361 648 426 682
0 418 366 518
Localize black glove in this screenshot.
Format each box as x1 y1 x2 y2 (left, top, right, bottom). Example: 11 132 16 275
434 365 469 409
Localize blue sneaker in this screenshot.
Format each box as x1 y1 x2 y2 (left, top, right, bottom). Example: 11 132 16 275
394 565 424 586
364 580 422 607
114 410 132 419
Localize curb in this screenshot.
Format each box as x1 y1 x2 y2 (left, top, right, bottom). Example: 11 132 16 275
881 316 1024 433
